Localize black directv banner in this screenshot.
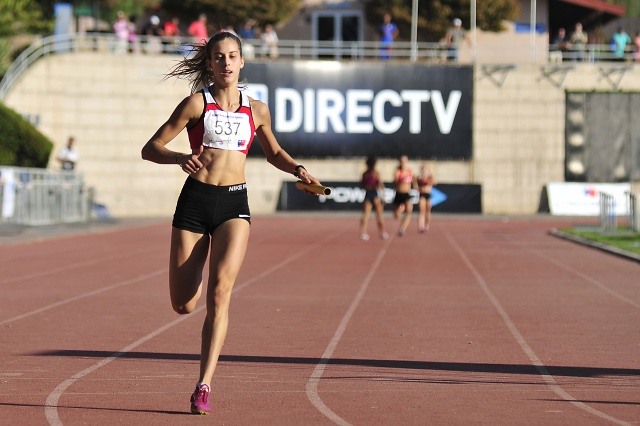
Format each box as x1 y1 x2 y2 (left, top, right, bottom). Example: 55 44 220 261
242 62 472 159
277 181 481 213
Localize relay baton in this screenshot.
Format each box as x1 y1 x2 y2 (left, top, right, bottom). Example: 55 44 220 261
295 181 332 196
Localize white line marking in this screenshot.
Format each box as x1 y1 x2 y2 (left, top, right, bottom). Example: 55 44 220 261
443 228 630 426
44 229 344 425
530 249 639 309
0 270 167 326
45 314 192 426
0 247 164 285
306 237 392 426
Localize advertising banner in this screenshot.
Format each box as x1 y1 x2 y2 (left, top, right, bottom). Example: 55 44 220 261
277 181 481 213
547 182 631 216
242 62 473 159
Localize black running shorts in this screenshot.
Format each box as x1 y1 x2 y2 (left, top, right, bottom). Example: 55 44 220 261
393 191 412 205
172 177 251 235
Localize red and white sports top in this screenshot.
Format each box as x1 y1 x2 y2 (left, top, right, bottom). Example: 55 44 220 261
417 174 434 186
395 168 414 185
188 87 256 155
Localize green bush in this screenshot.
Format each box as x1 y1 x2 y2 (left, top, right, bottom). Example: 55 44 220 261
0 102 53 167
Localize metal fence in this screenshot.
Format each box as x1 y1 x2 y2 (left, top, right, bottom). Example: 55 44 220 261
548 43 639 63
0 167 93 226
599 190 640 232
2 32 640 101
628 192 639 232
599 192 617 231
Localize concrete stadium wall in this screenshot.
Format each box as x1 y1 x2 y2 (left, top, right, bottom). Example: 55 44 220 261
474 62 640 213
4 53 640 217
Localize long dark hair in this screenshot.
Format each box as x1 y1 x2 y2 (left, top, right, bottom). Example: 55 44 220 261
165 31 244 94
365 156 377 170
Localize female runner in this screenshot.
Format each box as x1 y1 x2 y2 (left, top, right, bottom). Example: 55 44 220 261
141 31 321 415
416 162 437 233
359 156 388 240
392 155 416 236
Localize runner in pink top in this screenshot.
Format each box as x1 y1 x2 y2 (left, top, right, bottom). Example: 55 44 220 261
392 155 416 236
416 162 437 233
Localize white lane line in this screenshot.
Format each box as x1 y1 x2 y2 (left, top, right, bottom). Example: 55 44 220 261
443 228 630 426
45 313 192 426
530 249 639 309
0 270 167 326
306 237 391 426
44 229 344 426
0 246 165 285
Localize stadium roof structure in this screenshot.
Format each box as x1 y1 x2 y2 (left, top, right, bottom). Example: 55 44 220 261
550 0 626 34
558 0 625 16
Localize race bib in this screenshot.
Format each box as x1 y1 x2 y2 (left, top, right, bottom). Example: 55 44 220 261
202 110 252 151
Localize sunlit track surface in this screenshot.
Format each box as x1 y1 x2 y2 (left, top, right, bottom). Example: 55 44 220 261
0 215 638 425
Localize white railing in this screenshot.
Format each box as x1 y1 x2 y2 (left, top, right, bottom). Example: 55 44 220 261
3 32 639 101
0 33 445 100
0 167 93 226
548 43 639 63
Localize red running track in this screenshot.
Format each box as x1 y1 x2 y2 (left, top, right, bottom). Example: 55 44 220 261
0 215 638 425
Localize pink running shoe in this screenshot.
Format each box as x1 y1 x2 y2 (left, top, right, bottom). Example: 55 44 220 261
190 384 211 415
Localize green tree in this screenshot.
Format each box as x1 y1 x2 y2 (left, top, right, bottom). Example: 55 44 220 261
0 0 51 36
0 0 52 77
610 0 640 17
31 1 162 24
99 0 162 24
161 0 302 29
366 0 518 42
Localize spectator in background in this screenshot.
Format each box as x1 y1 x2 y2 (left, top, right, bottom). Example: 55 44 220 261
611 26 631 61
113 11 130 54
224 25 238 37
238 19 256 41
164 17 181 38
188 14 209 44
163 17 182 53
260 24 279 59
143 15 163 37
57 136 78 171
379 13 399 60
444 18 471 62
550 27 569 63
238 19 257 60
128 15 140 53
569 22 588 61
634 30 640 62
142 15 164 53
